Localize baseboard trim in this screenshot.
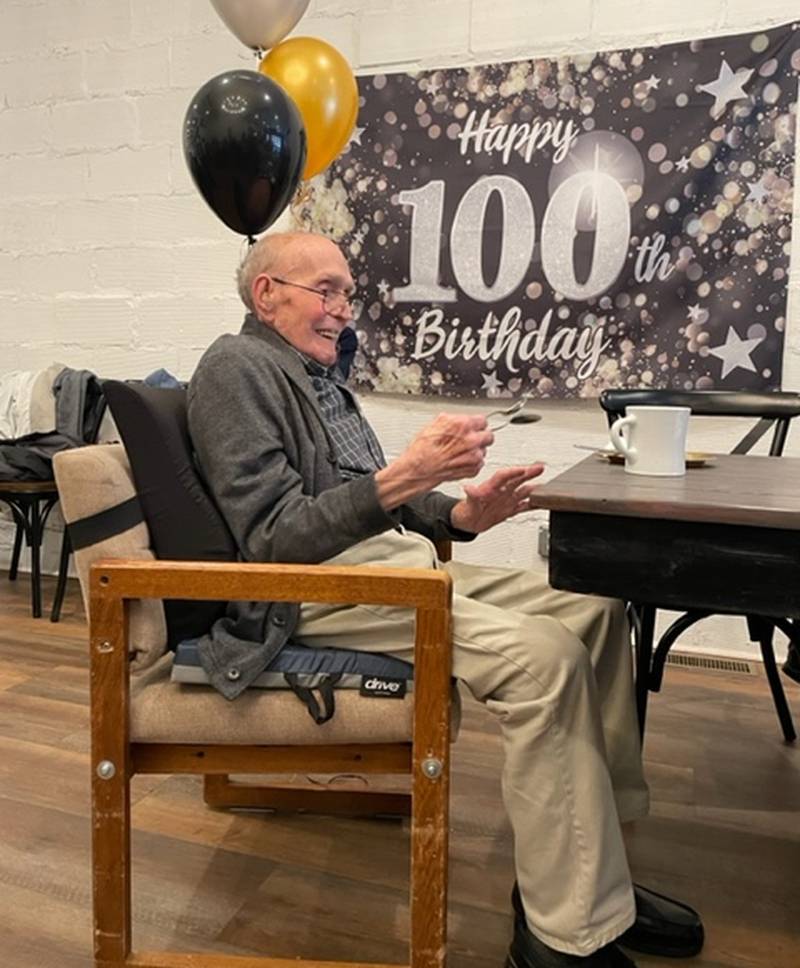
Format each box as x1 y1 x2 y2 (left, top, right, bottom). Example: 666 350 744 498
665 651 754 675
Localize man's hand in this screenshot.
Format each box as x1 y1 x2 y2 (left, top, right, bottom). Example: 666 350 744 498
375 413 494 511
449 464 545 534
402 413 494 485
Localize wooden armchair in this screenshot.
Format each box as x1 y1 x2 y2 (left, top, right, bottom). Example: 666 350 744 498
88 556 453 968
53 385 456 968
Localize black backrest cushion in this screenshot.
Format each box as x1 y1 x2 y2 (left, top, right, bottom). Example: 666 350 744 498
103 380 237 647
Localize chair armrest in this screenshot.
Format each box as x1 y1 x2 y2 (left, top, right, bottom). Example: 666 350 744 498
88 558 454 805
90 557 451 610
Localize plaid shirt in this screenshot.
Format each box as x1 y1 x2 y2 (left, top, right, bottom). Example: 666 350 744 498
298 352 386 480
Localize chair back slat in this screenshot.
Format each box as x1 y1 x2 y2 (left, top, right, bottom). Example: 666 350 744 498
600 388 800 420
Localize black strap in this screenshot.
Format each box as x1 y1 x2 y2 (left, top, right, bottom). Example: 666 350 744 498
284 672 343 725
66 495 145 550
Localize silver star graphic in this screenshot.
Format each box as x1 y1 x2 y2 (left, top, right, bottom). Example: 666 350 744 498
697 59 754 118
377 279 391 298
481 371 504 394
686 304 704 322
644 74 661 91
347 125 365 149
675 154 690 173
426 75 442 97
747 178 769 205
708 326 763 380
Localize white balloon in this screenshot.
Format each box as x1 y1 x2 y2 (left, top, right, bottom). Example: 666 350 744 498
210 0 311 51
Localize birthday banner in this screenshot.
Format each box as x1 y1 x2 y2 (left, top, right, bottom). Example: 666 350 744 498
297 22 800 398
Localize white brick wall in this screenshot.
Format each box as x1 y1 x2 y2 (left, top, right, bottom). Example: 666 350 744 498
85 42 172 98
470 0 594 55
52 98 138 153
0 0 797 659
135 89 197 144
43 0 133 47
0 154 86 200
86 144 172 197
591 1 726 44
0 50 84 108
0 105 51 154
360 2 470 67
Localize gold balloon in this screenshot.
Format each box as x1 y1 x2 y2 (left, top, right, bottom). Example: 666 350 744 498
259 37 358 181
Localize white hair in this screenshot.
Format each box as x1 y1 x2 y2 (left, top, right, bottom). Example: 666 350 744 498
235 231 312 312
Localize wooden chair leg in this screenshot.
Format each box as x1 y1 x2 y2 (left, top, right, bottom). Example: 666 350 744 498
91 595 132 967
29 495 44 618
409 606 451 968
203 773 229 806
92 759 132 965
410 761 449 968
8 515 23 581
50 528 71 622
747 616 796 743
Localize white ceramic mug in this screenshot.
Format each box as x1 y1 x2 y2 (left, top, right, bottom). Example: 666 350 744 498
609 405 690 476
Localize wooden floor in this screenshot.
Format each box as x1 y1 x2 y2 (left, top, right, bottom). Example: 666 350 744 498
1 575 799 968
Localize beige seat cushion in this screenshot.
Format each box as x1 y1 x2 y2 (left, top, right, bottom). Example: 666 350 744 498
131 654 424 744
53 443 167 670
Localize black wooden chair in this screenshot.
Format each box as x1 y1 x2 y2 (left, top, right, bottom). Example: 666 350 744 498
0 480 71 620
600 388 800 742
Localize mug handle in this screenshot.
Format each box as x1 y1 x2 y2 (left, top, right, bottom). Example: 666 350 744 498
609 415 636 457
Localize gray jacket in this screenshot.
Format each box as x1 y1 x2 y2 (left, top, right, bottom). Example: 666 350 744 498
0 366 106 480
188 315 467 699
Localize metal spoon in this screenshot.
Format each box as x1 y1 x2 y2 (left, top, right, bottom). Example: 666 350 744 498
486 393 541 431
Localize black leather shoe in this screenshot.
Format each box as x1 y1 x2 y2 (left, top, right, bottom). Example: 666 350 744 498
618 885 703 958
512 882 703 959
507 913 636 968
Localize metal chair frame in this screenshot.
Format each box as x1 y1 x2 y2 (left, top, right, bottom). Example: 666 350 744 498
600 388 800 743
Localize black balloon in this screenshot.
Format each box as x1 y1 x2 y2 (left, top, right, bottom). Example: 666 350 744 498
183 70 307 236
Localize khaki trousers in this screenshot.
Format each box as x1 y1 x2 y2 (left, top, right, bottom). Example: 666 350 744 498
297 529 649 955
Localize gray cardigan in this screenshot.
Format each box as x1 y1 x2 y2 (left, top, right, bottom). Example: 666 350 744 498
188 315 467 699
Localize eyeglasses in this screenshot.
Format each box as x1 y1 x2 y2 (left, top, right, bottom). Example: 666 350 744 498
271 277 355 317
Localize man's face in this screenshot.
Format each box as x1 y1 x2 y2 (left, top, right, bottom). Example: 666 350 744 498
257 237 355 368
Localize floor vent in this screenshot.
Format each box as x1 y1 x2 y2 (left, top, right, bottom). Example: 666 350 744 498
664 652 754 675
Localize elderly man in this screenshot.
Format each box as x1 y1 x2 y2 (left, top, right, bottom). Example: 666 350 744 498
187 231 702 968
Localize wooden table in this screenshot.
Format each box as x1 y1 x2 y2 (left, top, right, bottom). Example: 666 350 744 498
533 453 800 741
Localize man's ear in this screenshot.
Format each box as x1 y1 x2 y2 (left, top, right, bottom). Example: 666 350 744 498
251 273 273 319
